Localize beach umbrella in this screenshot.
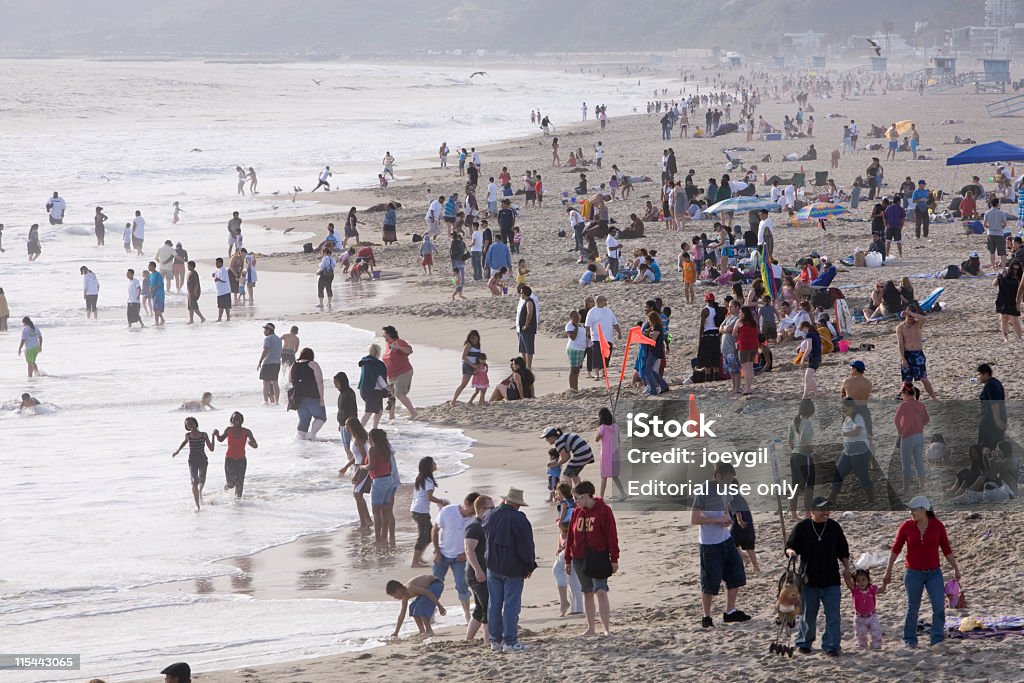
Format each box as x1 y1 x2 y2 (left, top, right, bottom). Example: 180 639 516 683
705 196 781 215
795 202 849 220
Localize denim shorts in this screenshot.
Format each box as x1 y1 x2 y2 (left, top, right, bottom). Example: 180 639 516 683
699 537 746 595
369 474 397 506
571 558 610 593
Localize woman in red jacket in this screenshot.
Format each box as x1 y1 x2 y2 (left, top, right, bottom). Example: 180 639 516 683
565 480 619 636
881 497 962 648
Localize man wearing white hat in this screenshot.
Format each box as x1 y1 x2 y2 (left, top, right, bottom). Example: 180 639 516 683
483 487 536 653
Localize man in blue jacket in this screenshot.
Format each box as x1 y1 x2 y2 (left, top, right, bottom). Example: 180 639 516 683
483 487 537 653
484 234 512 277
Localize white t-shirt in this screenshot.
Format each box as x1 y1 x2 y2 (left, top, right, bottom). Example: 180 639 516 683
470 230 483 252
770 186 782 202
21 325 41 349
516 293 541 326
758 217 774 245
123 225 131 243
47 197 66 220
842 414 868 447
214 266 231 296
471 151 481 166
487 182 498 202
584 306 618 344
132 216 145 239
319 168 331 182
83 272 100 295
436 503 472 558
426 199 442 221
410 478 435 514
568 209 583 227
596 146 604 159
565 322 588 351
606 234 620 258
127 278 141 304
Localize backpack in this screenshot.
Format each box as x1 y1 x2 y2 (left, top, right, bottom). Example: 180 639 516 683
942 265 961 280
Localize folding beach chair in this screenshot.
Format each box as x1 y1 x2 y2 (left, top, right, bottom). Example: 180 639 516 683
814 171 829 187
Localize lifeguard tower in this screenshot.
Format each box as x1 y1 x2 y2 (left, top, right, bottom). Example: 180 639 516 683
931 56 957 77
978 58 1011 93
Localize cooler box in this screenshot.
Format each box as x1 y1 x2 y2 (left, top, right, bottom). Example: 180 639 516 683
763 133 782 141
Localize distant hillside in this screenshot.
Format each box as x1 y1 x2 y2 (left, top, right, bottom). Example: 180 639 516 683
0 0 983 57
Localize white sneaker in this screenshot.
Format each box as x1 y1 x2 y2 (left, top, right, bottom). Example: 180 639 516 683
490 642 502 652
502 643 530 653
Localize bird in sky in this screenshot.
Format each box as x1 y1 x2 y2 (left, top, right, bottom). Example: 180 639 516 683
867 39 881 57
312 79 323 86
470 71 488 78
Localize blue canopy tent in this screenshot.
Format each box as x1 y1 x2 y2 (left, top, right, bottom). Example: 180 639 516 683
946 140 1024 166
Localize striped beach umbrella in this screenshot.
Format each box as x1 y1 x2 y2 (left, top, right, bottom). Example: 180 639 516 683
795 202 849 220
705 196 782 214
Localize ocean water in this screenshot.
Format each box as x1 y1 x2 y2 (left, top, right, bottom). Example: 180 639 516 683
0 59 657 681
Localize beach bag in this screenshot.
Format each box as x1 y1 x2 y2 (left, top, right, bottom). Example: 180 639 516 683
854 250 866 267
303 242 314 253
945 579 968 609
411 233 423 243
966 220 984 235
942 265 961 280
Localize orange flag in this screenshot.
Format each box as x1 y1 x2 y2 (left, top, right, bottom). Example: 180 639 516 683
597 325 612 390
618 325 655 383
689 393 699 423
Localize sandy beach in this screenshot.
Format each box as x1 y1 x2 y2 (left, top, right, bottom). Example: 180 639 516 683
110 67 1024 682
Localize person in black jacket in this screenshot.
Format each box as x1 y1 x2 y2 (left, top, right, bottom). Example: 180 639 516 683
483 487 537 652
785 497 853 656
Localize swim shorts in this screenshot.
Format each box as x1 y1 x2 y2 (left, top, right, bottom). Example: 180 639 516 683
901 349 928 381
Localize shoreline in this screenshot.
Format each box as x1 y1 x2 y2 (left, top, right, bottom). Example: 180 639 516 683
101 62 1024 682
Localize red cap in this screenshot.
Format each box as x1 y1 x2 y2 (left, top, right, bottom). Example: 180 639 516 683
704 292 715 302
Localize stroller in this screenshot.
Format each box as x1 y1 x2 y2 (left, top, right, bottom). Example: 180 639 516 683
770 556 804 657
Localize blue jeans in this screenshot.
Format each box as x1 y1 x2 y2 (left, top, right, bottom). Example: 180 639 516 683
433 554 471 602
642 355 669 395
903 568 945 646
573 222 585 255
471 251 483 280
796 584 842 653
900 433 926 482
296 396 326 433
486 571 525 646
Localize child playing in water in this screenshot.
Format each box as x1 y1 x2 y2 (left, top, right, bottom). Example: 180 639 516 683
0 287 8 331
123 222 132 254
385 575 447 639
469 352 489 404
546 448 562 502
171 201 184 224
516 258 529 286
451 267 465 300
180 392 215 412
419 234 434 275
845 568 884 650
171 417 214 511
213 411 258 499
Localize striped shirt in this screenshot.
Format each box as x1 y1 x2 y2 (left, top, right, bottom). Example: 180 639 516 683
556 433 595 468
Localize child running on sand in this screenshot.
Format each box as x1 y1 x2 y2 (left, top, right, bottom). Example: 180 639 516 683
213 411 258 499
386 575 447 639
451 267 465 300
845 568 884 650
171 417 214 511
469 353 489 404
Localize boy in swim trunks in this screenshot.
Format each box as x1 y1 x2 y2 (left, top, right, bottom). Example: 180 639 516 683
386 574 447 638
895 306 937 399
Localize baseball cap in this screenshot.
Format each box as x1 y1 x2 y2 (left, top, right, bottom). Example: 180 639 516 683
970 251 979 257
918 179 926 185
849 360 866 372
704 292 715 302
811 496 830 509
541 427 560 439
907 495 931 511
160 662 191 678
263 322 275 331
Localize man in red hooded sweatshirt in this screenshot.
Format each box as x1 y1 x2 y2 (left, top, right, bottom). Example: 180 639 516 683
565 480 619 635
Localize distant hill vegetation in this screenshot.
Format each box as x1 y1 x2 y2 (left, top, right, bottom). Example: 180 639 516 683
0 0 982 57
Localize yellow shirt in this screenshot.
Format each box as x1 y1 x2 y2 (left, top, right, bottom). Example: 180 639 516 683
682 261 697 284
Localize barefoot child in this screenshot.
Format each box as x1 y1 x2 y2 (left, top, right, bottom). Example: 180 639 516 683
682 252 696 304
419 234 434 274
516 258 529 286
172 201 184 224
386 575 447 638
546 448 562 502
410 456 449 567
171 417 214 511
451 267 465 300
487 268 508 296
845 568 883 650
469 352 489 404
213 411 258 499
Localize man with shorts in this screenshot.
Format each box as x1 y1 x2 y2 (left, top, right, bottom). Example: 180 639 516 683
126 268 144 329
692 463 751 628
433 492 480 623
382 325 416 420
81 266 99 320
131 210 145 255
258 323 282 405
883 195 905 258
281 326 300 369
185 260 205 324
46 191 66 225
516 286 538 369
227 211 242 256
213 257 231 322
896 305 937 399
984 197 1008 269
